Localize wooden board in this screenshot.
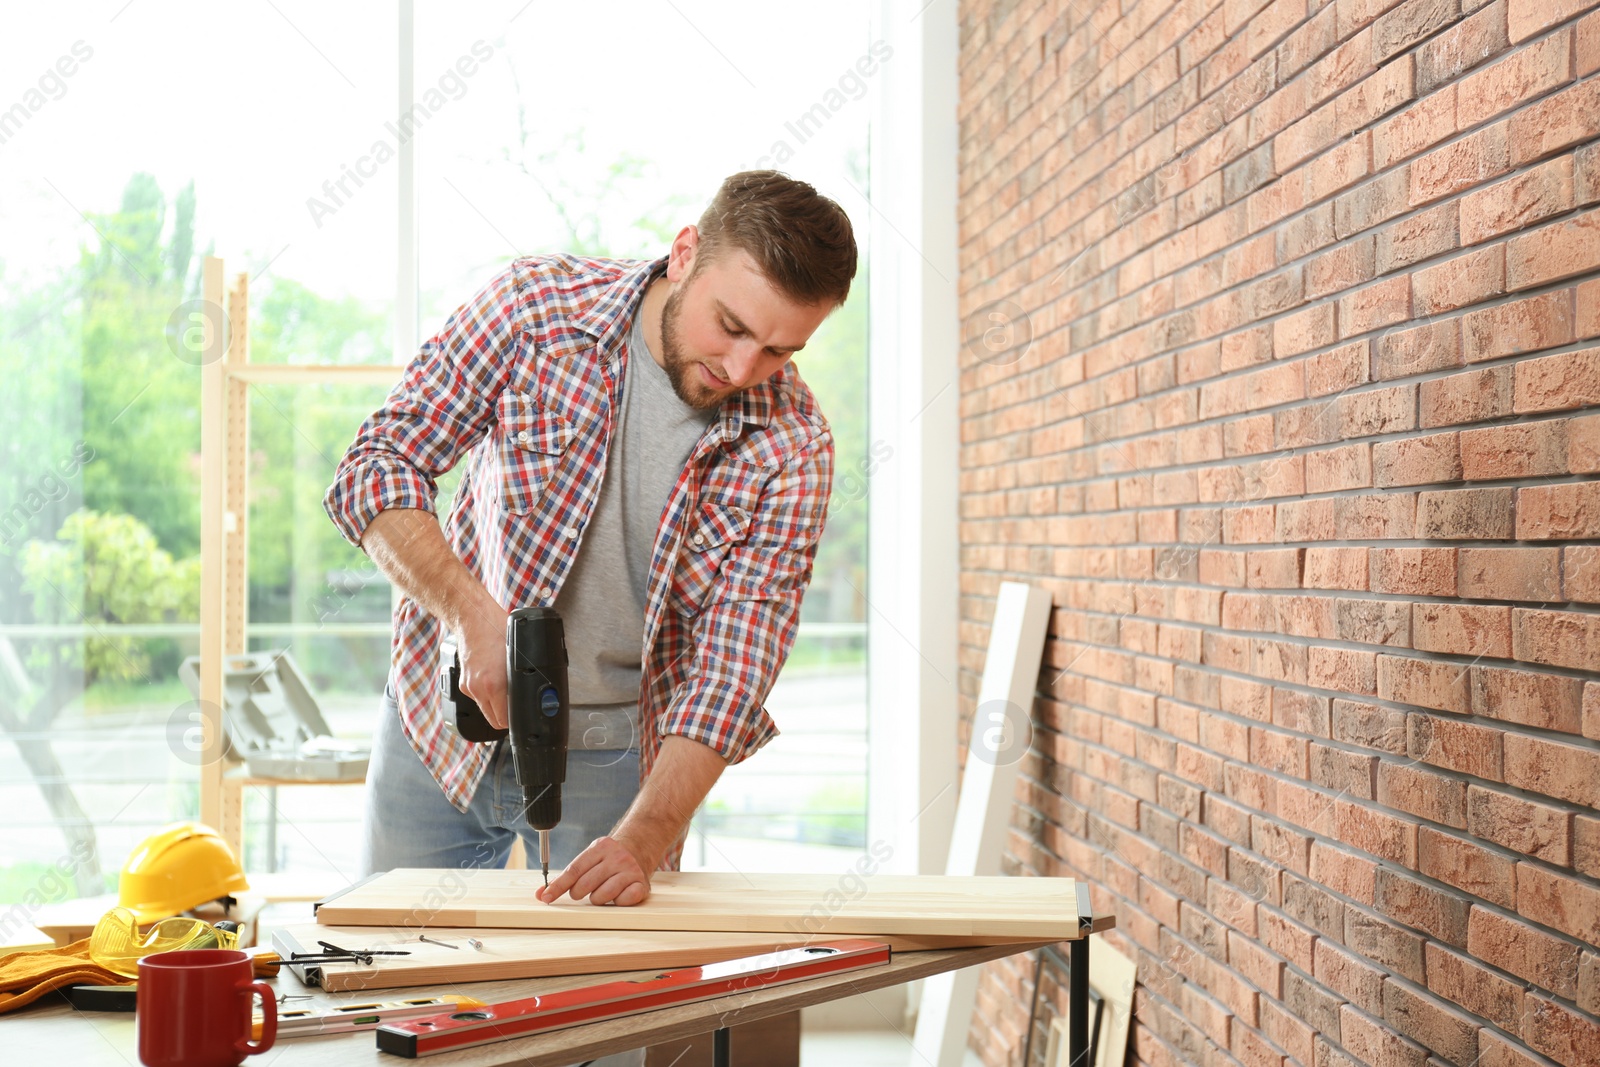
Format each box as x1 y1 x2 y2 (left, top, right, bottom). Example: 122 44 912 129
314 870 1085 940
279 922 1047 992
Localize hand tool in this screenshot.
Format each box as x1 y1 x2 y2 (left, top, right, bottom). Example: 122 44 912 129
443 606 570 889
374 939 890 1057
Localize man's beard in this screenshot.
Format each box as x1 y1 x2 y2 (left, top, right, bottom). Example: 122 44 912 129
658 283 725 412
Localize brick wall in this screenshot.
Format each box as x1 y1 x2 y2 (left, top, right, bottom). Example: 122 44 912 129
955 1 1600 1065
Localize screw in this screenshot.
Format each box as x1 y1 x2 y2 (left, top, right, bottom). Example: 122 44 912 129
418 934 459 950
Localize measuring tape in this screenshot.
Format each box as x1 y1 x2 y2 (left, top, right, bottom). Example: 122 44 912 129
376 939 890 1057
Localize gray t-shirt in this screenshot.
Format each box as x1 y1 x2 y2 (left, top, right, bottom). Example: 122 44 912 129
553 286 717 749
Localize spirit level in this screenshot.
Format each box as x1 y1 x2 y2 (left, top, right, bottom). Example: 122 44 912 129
375 939 890 1058
256 994 485 1040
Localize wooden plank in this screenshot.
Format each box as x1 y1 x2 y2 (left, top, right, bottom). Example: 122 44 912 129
314 870 1084 940
914 580 1054 1066
277 924 1046 992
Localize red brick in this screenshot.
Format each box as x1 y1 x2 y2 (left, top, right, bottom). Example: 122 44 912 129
1519 863 1600 945
1466 783 1574 863
1418 1 1510 93
1337 487 1417 537
1461 155 1575 244
1417 487 1516 540
1338 275 1412 336
1375 200 1460 274
1508 78 1600 165
1571 413 1600 471
1375 318 1460 379
1419 826 1518 906
1456 27 1572 128
1513 346 1600 413
1307 239 1376 299
1459 546 1561 600
1336 597 1413 646
1371 547 1458 596
1305 546 1370 589
1507 0 1592 42
1344 909 1427 982
1566 544 1600 602
1306 340 1372 395
1419 364 1513 424
1335 698 1408 752
1412 244 1506 314
1505 729 1600 804
1412 601 1513 658
1408 711 1505 778
1261 999 1315 1066
1459 419 1569 478
1274 303 1338 358
1470 664 1585 731
1306 442 1374 491
1377 759 1468 827
1373 431 1460 486
1583 7 1600 75
1469 904 1582 996
1380 977 1480 1065
1506 208 1600 289
1246 546 1305 587
1382 653 1472 712
1373 85 1459 169
1335 57 1416 137
1516 481 1600 538
1373 0 1459 62
1512 606 1600 670
1309 645 1379 692
1411 121 1511 206
1337 798 1420 865
1338 381 1416 436
1336 167 1414 238
1305 132 1374 202
1523 991 1600 1067
1428 942 1525 1032
1461 289 1575 362
1315 936 1384 1013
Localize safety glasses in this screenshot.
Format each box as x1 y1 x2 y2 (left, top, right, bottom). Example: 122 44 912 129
89 906 241 978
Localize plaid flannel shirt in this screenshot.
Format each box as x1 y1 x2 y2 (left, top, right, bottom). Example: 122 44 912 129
324 253 833 870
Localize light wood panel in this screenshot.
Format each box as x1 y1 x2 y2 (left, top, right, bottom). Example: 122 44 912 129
277 923 1047 992
314 870 1086 940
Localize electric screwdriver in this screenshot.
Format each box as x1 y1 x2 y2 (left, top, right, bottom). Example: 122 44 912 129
441 606 570 888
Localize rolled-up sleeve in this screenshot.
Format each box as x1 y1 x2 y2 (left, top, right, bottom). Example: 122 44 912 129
324 262 524 547
658 425 835 763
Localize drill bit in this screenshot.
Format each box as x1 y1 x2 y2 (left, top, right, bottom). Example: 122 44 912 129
539 828 550 888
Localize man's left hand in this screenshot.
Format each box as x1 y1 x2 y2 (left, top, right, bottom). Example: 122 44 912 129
537 835 652 906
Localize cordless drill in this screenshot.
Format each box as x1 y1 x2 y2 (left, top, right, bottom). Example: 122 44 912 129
442 606 570 887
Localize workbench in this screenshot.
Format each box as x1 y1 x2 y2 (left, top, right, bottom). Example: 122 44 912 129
4 894 1111 1066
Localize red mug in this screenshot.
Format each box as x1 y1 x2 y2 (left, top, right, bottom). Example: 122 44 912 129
137 949 277 1067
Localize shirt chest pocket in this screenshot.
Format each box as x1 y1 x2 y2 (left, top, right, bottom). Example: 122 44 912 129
496 393 572 514
670 501 754 616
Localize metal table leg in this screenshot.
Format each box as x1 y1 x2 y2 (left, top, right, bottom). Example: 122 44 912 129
1068 882 1093 1067
713 1025 730 1067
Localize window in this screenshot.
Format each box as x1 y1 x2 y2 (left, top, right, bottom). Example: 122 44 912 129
1 2 874 916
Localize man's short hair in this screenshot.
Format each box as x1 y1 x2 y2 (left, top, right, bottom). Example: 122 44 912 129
694 171 859 308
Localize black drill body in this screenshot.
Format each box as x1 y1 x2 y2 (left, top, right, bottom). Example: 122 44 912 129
440 606 569 883
505 606 569 834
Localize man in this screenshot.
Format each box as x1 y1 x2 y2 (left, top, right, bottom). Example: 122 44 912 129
324 171 855 912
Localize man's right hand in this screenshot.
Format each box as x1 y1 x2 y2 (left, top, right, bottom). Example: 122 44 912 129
457 606 511 730
360 508 512 727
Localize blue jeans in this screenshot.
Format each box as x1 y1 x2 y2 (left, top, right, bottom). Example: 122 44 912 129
361 689 645 1066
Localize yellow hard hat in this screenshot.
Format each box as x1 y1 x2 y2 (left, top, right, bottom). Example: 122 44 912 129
118 822 250 923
